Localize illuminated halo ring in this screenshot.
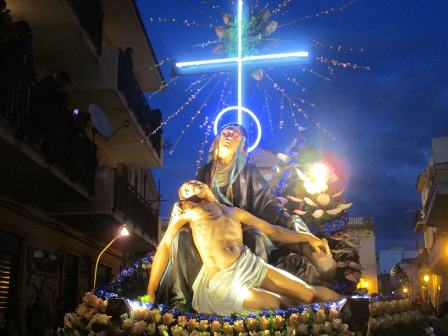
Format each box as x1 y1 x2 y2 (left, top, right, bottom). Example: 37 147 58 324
213 105 262 153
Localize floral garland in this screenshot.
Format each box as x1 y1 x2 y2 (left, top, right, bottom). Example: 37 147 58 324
61 293 433 336
368 300 428 336
95 254 154 300
61 292 356 336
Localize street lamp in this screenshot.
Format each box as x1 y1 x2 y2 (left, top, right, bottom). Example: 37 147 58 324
357 277 369 290
92 224 130 292
423 274 430 283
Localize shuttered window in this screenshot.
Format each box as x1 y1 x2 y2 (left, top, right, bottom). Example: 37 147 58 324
61 253 79 309
0 231 19 321
96 264 111 288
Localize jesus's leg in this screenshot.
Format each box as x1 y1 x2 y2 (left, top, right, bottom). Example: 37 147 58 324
260 266 341 304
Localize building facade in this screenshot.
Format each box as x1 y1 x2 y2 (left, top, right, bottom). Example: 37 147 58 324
347 217 379 294
0 1 163 332
377 248 418 296
414 136 448 310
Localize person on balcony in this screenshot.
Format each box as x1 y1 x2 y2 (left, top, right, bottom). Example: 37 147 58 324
38 71 71 109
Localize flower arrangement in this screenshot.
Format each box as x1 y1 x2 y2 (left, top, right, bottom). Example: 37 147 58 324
61 293 357 336
273 139 360 294
60 292 115 335
367 299 426 336
274 141 352 231
213 9 278 81
61 292 435 336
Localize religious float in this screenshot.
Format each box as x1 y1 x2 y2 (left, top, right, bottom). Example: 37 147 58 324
59 141 433 335
59 2 433 335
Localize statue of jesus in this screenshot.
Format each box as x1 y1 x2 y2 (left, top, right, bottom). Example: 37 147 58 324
148 180 340 316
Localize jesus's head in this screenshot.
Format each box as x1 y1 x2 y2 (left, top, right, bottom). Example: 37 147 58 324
179 180 218 204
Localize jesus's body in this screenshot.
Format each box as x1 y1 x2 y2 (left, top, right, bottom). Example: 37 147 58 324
148 181 340 314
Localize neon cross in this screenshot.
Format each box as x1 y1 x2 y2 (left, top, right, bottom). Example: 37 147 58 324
174 0 308 152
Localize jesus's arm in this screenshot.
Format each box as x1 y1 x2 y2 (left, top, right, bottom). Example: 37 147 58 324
234 207 329 254
147 209 190 302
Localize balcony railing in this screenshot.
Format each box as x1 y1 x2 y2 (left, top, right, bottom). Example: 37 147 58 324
0 78 97 194
117 50 162 157
67 0 104 56
113 174 159 240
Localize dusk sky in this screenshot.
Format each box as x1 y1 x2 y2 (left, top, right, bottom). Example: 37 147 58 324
136 0 448 251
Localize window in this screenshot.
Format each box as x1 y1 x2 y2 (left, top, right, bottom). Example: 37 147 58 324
61 253 79 309
95 264 111 288
0 231 20 321
143 173 147 199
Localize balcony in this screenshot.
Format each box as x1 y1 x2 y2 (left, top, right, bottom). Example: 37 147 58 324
47 167 160 247
420 176 448 229
427 234 448 276
416 138 448 228
0 78 96 203
102 0 163 91
68 47 162 168
7 0 103 70
117 50 162 158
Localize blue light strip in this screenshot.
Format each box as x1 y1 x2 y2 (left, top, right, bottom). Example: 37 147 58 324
243 51 309 61
237 0 243 124
172 0 309 152
174 52 308 71
176 58 238 68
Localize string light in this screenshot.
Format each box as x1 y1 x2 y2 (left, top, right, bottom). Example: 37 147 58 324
310 40 365 53
259 81 275 134
193 39 221 48
272 0 293 15
148 16 214 28
279 95 285 129
175 1 220 24
143 0 365 149
170 77 222 154
278 0 358 28
147 76 180 100
141 74 218 142
266 73 316 110
195 77 231 174
283 73 307 92
316 56 370 71
148 57 171 71
298 66 331 81
185 74 210 92
265 73 340 142
288 96 306 133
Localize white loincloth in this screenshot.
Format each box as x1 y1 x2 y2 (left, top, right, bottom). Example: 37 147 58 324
192 247 268 316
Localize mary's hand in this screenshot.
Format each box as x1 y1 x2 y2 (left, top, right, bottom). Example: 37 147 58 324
288 215 310 233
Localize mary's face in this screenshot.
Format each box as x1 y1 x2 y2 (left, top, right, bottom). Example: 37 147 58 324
217 126 243 159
